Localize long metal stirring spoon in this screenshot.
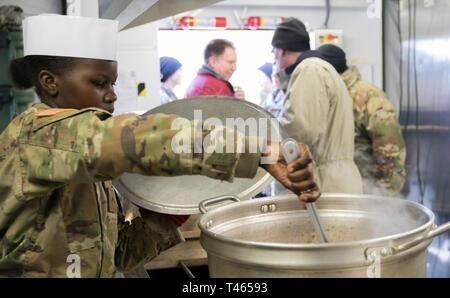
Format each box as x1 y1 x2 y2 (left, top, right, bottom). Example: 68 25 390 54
281 138 329 243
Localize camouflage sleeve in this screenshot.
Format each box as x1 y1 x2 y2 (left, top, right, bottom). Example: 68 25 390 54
365 91 406 195
20 109 261 186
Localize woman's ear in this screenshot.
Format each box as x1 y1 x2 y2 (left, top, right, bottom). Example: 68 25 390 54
38 70 59 97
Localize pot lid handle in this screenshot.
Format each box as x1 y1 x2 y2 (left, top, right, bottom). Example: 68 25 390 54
199 195 240 214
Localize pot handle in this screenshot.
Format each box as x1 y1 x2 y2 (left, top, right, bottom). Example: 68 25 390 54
365 221 450 261
199 195 240 214
394 221 450 253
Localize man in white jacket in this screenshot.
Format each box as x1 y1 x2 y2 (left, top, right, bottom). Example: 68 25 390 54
272 17 362 194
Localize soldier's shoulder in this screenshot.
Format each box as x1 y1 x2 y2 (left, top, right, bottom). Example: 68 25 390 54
17 106 113 150
353 80 387 98
31 107 111 128
351 80 373 93
15 105 112 140
33 106 111 119
354 81 396 111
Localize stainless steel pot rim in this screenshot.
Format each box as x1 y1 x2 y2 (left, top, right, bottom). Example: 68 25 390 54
199 193 436 250
204 238 433 269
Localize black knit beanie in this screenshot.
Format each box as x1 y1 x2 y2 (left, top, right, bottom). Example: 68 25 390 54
317 44 348 74
271 17 310 52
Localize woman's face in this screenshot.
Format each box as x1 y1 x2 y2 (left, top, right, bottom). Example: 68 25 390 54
168 68 183 86
53 58 118 113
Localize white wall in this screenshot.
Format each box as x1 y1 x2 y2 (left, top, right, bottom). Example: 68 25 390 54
115 22 161 115
65 0 99 17
79 0 99 18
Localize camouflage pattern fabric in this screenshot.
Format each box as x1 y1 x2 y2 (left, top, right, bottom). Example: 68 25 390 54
0 103 261 277
342 66 406 196
0 6 23 32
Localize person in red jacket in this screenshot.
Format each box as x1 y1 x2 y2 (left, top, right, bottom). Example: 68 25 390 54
185 38 245 100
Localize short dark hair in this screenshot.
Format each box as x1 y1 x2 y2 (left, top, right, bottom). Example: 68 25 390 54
204 39 235 64
9 55 75 97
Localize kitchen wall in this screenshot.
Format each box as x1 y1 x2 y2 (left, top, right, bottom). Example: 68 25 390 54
384 0 450 278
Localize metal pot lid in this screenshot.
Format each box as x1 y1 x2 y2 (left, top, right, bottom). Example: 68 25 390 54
113 96 283 215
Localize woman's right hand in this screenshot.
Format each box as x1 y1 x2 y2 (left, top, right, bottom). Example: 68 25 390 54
261 142 321 205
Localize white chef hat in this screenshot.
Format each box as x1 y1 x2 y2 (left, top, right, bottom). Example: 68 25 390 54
23 14 118 61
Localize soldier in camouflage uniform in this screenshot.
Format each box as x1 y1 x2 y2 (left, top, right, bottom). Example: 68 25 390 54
0 15 320 277
0 5 23 32
318 44 406 196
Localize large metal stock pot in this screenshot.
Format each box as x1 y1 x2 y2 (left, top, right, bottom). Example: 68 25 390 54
198 194 450 277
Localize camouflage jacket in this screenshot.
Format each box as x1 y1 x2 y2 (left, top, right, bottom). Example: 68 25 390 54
342 66 406 196
0 5 23 32
0 103 261 277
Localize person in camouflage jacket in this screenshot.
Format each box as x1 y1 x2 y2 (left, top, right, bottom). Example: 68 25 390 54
0 16 320 277
0 5 23 32
318 44 406 196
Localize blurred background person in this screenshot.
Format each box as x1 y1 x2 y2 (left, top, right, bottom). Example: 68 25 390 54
185 39 245 100
318 44 406 196
159 56 183 104
271 17 362 194
265 64 286 119
257 62 273 107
